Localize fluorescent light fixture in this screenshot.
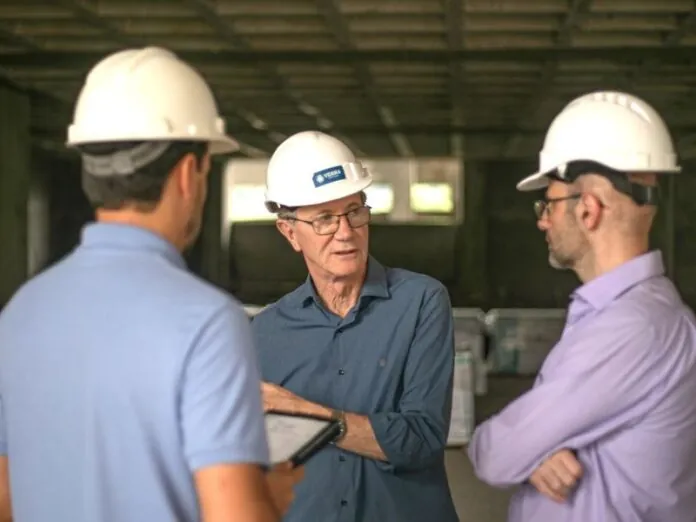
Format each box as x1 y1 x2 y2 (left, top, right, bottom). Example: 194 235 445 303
228 184 275 222
410 183 454 213
364 183 394 214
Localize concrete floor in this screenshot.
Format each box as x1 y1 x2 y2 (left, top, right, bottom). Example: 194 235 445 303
444 376 535 522
445 448 513 522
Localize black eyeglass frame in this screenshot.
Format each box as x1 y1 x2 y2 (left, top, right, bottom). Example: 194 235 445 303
533 195 581 219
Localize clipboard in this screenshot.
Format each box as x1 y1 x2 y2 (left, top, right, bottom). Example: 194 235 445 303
264 410 342 466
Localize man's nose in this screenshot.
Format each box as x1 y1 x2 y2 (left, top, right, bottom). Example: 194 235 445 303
333 215 354 239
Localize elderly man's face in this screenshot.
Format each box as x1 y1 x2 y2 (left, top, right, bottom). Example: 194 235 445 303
278 193 370 280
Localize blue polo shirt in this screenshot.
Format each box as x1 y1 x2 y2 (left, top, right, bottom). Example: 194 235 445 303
0 222 269 522
251 257 459 522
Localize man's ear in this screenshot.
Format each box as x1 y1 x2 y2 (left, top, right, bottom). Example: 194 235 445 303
276 219 301 253
577 192 603 232
174 153 199 202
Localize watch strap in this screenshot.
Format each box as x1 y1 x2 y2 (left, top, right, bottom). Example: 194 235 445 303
331 409 347 442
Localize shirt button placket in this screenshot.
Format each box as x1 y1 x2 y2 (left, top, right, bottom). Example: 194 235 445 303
335 324 347 378
335 324 352 518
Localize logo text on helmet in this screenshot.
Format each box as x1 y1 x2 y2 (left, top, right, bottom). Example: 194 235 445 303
312 165 347 188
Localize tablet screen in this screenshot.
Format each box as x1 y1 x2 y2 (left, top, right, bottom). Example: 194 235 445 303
265 412 332 464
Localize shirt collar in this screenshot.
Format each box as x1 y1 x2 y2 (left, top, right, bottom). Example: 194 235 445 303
572 250 665 311
79 222 187 270
293 255 390 308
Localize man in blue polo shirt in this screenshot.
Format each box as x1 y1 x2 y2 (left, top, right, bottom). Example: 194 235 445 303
0 46 301 521
250 130 460 522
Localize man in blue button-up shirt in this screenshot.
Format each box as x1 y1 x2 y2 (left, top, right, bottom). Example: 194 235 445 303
251 130 460 522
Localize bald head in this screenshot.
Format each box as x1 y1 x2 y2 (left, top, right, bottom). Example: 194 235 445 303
539 171 659 282
571 173 656 238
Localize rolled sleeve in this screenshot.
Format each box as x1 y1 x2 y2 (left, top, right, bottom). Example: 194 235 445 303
468 316 662 487
370 285 455 471
179 301 269 471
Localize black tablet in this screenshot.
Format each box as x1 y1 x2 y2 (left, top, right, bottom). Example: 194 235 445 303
264 410 342 466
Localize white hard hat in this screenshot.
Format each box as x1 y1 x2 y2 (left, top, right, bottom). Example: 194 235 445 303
67 46 238 155
265 131 373 212
517 90 681 192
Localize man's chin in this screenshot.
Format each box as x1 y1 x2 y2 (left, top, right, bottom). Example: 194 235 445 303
327 254 366 278
549 253 571 271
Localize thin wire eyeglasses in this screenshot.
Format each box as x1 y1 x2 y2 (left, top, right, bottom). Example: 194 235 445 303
533 195 581 219
284 205 372 235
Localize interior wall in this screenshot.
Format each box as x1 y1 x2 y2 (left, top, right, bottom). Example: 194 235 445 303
42 154 229 279
45 152 91 266
227 159 692 310
673 160 696 304
37 155 694 311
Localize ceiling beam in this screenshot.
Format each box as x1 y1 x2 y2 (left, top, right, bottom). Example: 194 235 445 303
444 0 466 158
184 0 336 154
0 22 44 50
316 0 411 157
664 8 696 46
31 0 275 157
3 46 696 69
618 6 696 89
45 0 139 47
556 0 593 48
502 0 594 157
31 123 696 137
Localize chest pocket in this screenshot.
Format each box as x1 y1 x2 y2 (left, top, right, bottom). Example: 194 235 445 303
333 310 416 413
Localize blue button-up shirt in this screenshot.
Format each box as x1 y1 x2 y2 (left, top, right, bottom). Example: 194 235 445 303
251 257 459 522
469 250 696 521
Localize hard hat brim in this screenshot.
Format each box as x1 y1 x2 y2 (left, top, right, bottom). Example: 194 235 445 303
265 176 373 212
66 132 240 155
517 163 683 193
516 171 550 192
209 135 239 155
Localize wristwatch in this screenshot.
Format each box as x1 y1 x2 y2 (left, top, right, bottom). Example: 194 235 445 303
331 409 347 443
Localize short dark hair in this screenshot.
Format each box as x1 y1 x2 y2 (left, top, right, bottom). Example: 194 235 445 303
77 140 208 211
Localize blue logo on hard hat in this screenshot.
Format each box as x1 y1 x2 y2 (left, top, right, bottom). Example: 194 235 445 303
312 166 346 188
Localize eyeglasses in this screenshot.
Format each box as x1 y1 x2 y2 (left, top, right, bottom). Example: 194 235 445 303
287 205 372 235
534 195 581 219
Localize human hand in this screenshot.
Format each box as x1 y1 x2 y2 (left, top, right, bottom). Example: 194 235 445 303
529 449 583 503
265 461 304 515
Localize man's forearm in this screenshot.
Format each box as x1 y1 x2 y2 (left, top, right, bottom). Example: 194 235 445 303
291 400 387 461
0 457 11 522
336 412 387 461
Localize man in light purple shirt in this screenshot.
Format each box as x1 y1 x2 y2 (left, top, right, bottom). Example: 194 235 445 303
468 90 696 521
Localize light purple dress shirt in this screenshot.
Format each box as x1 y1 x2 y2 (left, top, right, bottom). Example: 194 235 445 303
468 250 696 522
